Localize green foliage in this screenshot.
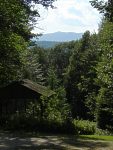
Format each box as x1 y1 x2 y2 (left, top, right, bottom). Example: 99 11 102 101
95 21 113 131
41 88 71 123
65 31 100 119
96 88 113 130
89 0 113 134
85 92 97 120
23 49 45 85
0 32 27 86
90 0 113 22
47 42 74 80
74 120 96 135
38 65 74 133
0 0 28 85
95 128 113 135
0 0 55 86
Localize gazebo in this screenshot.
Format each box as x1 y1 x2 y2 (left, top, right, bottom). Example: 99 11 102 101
0 79 55 119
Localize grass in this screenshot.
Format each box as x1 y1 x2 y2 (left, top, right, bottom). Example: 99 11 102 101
80 135 113 141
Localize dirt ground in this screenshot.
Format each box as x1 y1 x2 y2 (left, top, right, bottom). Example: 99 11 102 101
0 132 112 150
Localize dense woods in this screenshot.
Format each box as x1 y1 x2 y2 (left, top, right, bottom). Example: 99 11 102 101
0 0 113 134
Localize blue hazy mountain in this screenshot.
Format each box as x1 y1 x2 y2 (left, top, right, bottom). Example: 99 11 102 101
38 31 83 42
33 31 83 48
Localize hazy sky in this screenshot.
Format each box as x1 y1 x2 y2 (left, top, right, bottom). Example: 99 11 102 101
33 0 102 34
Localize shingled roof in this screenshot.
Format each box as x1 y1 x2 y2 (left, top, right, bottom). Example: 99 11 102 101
22 79 55 97
0 79 55 99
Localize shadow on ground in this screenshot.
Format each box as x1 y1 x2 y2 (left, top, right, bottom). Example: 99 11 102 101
0 131 110 150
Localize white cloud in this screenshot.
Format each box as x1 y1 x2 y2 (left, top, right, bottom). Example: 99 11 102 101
33 0 101 34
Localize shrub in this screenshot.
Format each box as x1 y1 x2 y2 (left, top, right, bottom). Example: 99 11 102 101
95 128 113 135
74 119 96 135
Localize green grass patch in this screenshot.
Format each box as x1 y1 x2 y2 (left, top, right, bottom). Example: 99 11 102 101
80 135 113 141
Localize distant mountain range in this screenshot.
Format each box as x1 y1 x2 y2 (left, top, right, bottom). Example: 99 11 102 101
38 31 83 42
33 31 83 48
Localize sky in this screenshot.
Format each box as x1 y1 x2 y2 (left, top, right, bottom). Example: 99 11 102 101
33 0 102 34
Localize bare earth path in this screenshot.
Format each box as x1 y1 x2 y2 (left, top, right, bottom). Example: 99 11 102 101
0 132 113 150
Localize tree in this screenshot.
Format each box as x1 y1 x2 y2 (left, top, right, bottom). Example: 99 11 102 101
23 49 45 85
91 0 113 130
46 66 60 90
23 0 55 8
47 42 74 81
0 0 28 86
90 0 113 22
28 46 48 76
65 31 100 120
0 0 55 86
95 21 113 130
36 66 73 133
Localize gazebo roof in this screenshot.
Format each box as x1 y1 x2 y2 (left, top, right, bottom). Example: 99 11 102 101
0 79 55 99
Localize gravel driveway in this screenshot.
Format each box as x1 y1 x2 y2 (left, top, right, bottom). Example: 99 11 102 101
0 132 112 150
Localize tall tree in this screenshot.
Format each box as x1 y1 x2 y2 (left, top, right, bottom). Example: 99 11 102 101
90 0 113 130
95 21 113 130
0 0 28 86
0 0 55 86
65 31 100 119
23 49 45 85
